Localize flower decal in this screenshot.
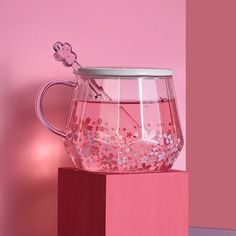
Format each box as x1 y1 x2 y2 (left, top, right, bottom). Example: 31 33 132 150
164 132 173 144
126 132 132 138
118 157 127 165
157 151 165 161
165 155 177 167
65 115 183 172
141 155 149 163
102 153 117 168
81 117 93 132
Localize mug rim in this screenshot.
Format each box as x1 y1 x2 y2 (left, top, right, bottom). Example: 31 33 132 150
76 67 173 78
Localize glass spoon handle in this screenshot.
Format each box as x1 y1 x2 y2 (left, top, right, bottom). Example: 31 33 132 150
53 41 140 128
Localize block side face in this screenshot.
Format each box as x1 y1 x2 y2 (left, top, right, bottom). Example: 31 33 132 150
106 171 188 236
58 168 106 236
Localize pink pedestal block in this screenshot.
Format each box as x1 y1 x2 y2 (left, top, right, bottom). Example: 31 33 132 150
58 168 188 236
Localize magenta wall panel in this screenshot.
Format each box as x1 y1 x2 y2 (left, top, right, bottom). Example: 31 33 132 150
188 0 236 229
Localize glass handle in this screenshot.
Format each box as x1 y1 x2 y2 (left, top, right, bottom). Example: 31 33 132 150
35 80 76 138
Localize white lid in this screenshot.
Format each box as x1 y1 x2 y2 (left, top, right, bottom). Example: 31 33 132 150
77 67 173 77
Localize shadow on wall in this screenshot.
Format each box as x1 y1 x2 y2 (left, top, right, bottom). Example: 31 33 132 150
0 80 74 236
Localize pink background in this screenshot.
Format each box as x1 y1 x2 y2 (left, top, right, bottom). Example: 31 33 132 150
0 0 185 235
187 0 236 230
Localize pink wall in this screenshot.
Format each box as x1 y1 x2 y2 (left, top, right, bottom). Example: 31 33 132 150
188 0 236 229
0 0 185 235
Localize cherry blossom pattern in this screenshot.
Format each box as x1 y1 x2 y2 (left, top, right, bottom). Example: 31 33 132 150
157 151 165 161
118 156 127 166
95 118 108 132
101 153 117 169
80 141 100 158
164 132 173 144
65 115 183 172
164 154 178 168
140 156 152 170
80 117 93 132
133 131 139 138
149 147 159 157
141 155 149 163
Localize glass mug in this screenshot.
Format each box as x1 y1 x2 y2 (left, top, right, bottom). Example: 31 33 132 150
36 68 184 173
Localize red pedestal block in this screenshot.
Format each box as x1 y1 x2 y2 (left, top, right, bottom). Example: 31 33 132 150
58 168 188 236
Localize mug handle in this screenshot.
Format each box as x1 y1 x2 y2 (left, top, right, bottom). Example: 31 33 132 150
35 80 76 138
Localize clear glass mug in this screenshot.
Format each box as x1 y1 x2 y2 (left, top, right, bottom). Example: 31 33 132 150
36 68 184 173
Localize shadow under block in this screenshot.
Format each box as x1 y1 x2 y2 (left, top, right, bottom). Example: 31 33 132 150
58 168 188 236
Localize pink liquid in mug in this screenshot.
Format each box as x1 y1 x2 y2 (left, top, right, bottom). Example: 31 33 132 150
64 99 184 173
